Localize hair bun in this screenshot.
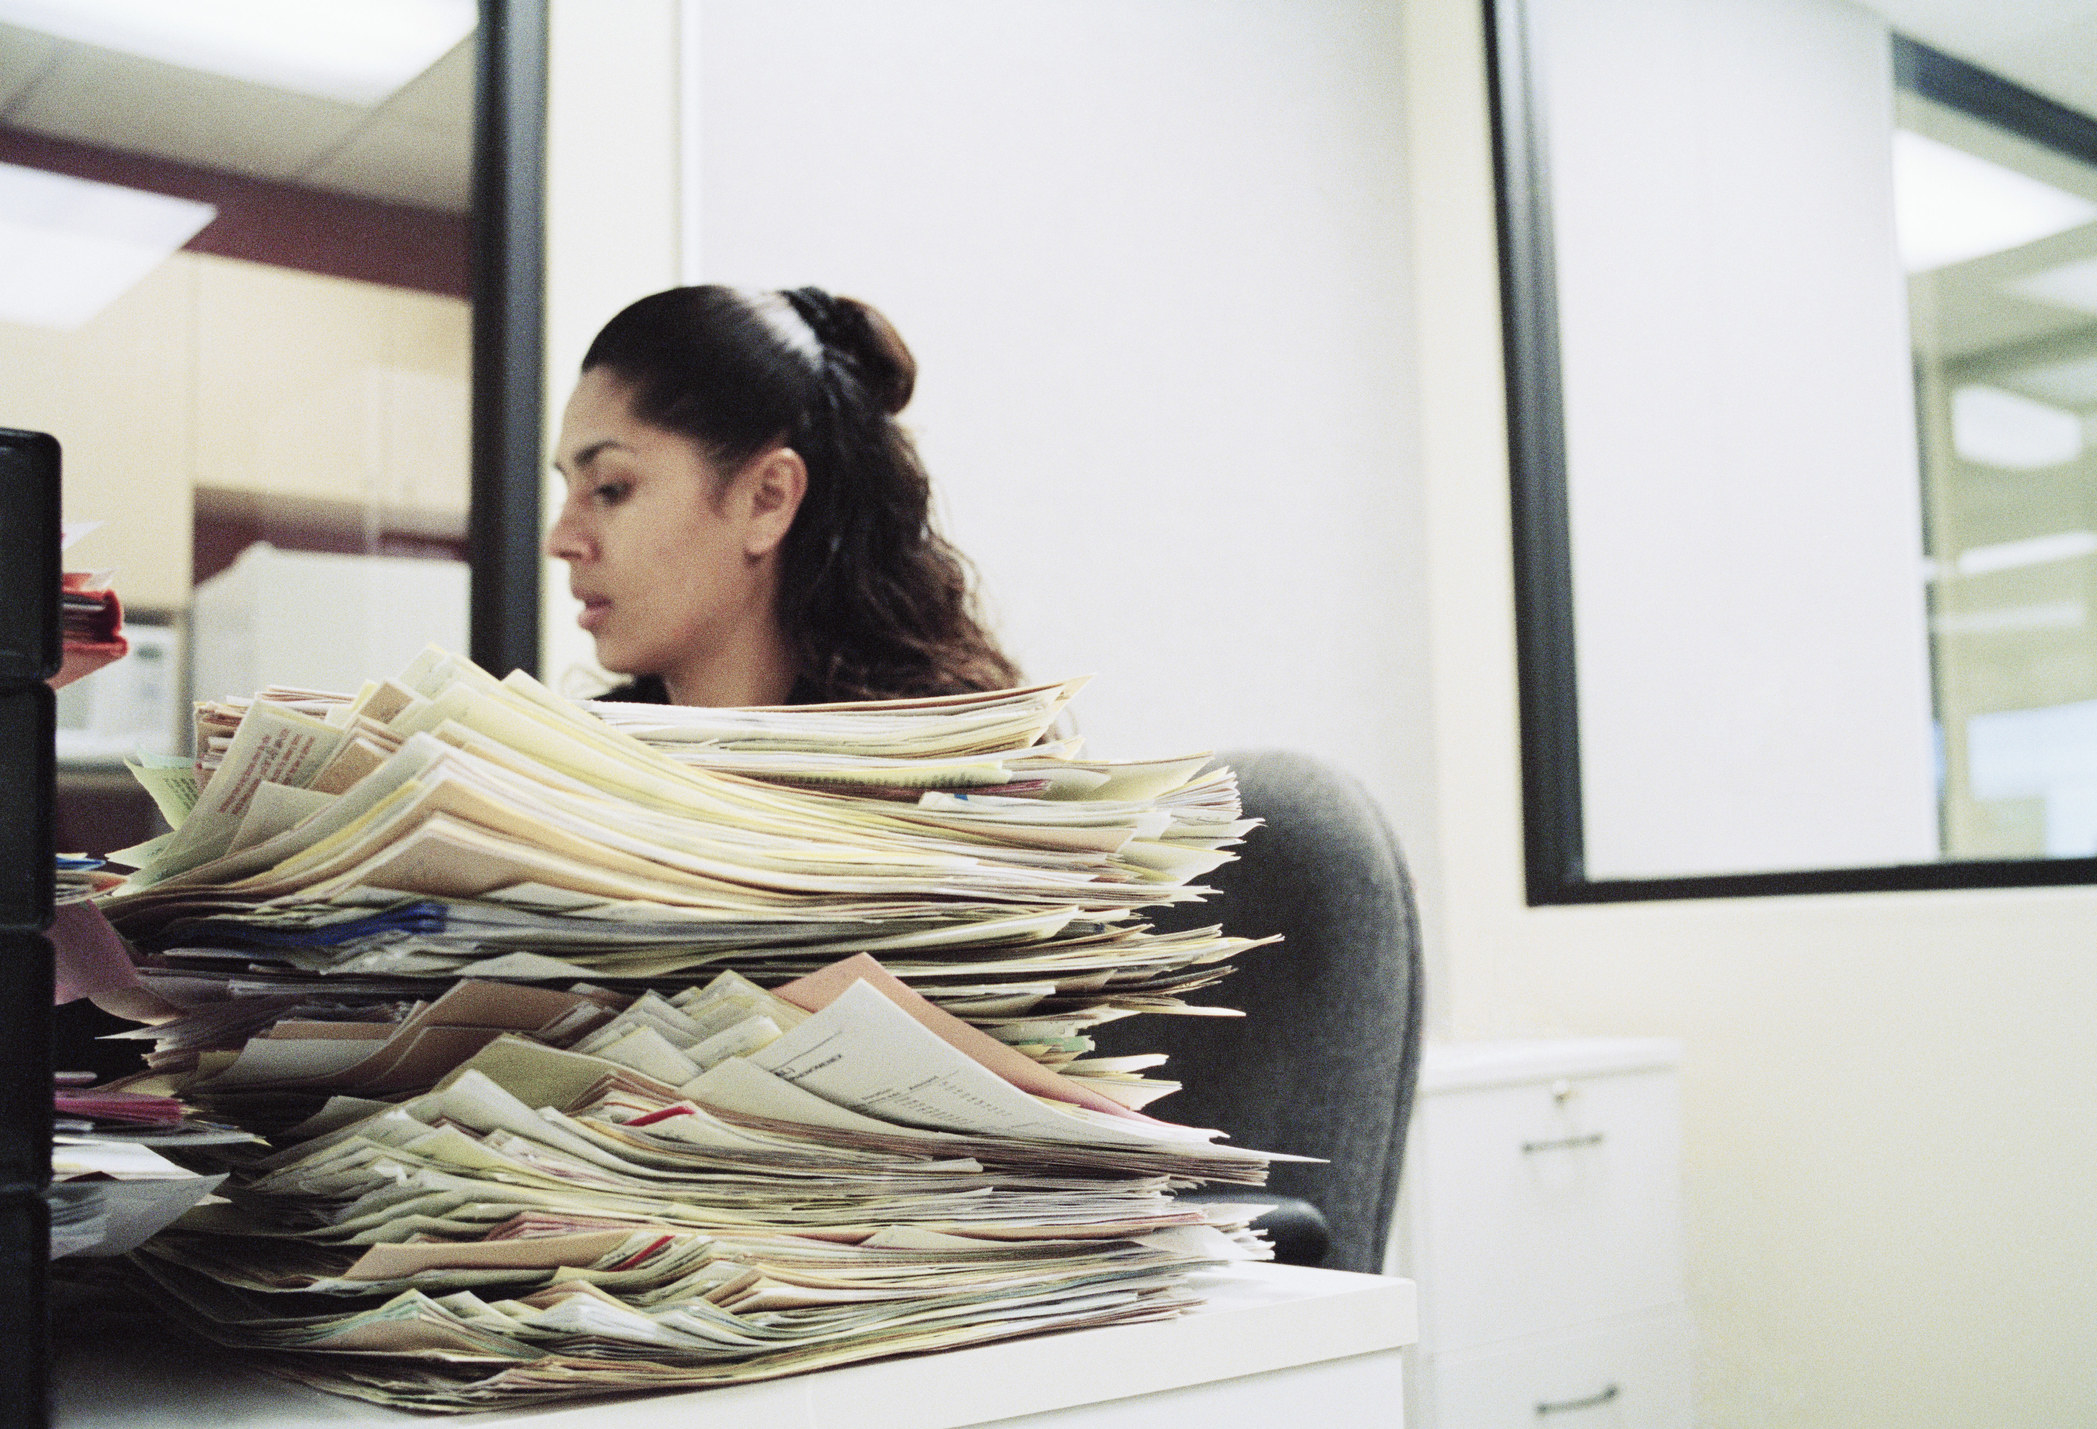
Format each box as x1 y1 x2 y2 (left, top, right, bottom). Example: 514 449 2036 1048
783 287 917 415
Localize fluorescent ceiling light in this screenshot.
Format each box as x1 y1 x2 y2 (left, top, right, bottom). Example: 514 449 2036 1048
0 162 214 331
1954 530 2097 577
1951 384 2084 470
2009 255 2097 316
1893 129 2097 273
0 0 474 107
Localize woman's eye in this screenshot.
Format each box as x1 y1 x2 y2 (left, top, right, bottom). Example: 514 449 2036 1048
591 481 632 506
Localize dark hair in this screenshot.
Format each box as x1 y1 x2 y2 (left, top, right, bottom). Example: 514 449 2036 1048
581 285 1022 703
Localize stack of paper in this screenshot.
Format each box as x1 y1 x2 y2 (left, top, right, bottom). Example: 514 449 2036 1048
101 650 1270 1112
120 955 1278 1410
56 852 121 905
48 1076 256 1260
88 649 1287 1410
56 1086 186 1126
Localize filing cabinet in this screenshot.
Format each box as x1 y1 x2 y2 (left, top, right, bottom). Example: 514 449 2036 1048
1387 1040 1693 1427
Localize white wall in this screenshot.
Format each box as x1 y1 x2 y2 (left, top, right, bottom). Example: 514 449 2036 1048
676 0 1434 899
1537 0 1939 879
539 0 683 695
1402 0 2097 1422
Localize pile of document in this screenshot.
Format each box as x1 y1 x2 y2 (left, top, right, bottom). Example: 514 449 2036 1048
49 1077 256 1261
85 649 1286 1411
55 851 119 904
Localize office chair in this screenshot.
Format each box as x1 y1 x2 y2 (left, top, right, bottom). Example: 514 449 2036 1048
1109 749 1424 1273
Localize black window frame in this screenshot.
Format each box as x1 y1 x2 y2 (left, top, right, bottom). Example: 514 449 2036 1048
470 0 549 679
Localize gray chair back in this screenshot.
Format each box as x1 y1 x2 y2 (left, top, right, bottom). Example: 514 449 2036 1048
1108 749 1424 1273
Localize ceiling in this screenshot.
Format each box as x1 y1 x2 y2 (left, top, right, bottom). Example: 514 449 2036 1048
0 3 2088 226
0 19 470 213
1863 0 2097 121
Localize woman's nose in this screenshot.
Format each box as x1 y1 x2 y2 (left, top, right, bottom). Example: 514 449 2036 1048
545 501 593 563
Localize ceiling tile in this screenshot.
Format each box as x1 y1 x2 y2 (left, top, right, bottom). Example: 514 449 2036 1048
378 37 474 131
8 43 363 181
303 115 470 214
0 22 57 113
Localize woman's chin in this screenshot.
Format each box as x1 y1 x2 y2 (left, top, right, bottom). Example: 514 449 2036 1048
590 637 666 682
588 636 639 674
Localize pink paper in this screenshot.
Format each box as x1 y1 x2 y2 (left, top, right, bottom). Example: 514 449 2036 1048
49 902 148 1005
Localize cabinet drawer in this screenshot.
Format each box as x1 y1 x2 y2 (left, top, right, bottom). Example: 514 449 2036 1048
1408 1069 1683 1350
1428 1308 1694 1429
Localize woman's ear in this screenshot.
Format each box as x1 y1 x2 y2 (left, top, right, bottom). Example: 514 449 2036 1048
739 446 808 559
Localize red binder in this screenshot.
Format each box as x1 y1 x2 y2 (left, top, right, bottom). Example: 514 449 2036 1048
51 572 127 690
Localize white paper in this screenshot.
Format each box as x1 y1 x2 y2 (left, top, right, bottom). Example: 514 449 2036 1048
753 980 1213 1150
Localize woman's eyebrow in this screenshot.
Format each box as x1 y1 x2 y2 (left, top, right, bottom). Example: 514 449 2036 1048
554 439 632 476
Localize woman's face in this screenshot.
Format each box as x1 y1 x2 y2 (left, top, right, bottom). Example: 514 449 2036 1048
546 367 802 681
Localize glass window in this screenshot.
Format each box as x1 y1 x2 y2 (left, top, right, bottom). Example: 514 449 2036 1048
0 8 475 856
1492 0 2097 898
1902 74 2097 859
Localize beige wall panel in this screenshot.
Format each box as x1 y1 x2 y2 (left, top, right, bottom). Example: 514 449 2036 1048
0 256 194 608
382 286 471 519
192 253 394 508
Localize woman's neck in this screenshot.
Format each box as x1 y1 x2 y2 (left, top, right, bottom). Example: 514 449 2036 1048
658 614 798 707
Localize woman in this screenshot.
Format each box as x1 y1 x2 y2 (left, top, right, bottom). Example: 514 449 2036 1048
547 285 1021 705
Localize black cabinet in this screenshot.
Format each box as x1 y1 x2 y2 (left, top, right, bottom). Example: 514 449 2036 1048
2 426 60 1427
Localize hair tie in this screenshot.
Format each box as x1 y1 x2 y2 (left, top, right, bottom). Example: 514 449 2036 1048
746 289 822 366
779 287 855 360
779 288 860 438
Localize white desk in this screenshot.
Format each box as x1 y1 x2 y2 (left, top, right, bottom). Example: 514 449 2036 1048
55 1264 1416 1428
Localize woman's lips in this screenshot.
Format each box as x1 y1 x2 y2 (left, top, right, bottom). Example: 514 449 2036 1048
577 598 610 632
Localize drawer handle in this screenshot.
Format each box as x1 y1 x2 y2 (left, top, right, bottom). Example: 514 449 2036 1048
1522 1132 1605 1154
1536 1383 1620 1416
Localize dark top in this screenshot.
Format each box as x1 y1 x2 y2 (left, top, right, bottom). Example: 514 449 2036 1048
597 675 671 704
597 673 823 706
